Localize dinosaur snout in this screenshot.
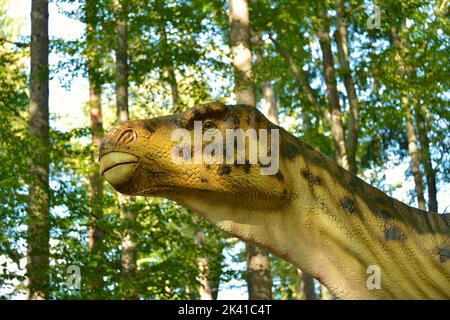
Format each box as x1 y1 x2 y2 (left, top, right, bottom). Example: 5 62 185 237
116 127 137 146
100 124 138 154
99 152 139 187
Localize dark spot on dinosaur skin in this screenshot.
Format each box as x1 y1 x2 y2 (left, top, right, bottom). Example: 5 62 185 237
201 177 208 183
203 104 211 112
259 161 270 168
218 165 231 175
386 199 450 236
311 176 321 185
169 117 183 128
144 122 157 133
300 169 309 179
384 227 406 241
178 144 192 161
300 169 321 185
438 214 450 229
228 115 240 126
205 164 211 170
375 210 392 220
232 159 251 173
348 179 360 192
173 145 183 158
340 198 356 214
193 109 202 119
183 152 191 161
254 110 263 123
437 247 450 263
246 114 252 125
281 142 302 161
275 171 284 182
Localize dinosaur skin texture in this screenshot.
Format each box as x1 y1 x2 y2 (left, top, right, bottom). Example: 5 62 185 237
99 102 450 299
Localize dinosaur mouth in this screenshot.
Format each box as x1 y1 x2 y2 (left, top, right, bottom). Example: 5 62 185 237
100 152 139 186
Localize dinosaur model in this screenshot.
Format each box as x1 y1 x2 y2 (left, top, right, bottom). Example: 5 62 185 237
99 102 450 299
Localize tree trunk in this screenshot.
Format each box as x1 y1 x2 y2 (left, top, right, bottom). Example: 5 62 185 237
229 0 255 106
86 0 105 295
27 0 50 300
266 36 317 131
196 256 215 300
334 0 359 175
229 0 272 300
252 33 280 126
262 82 279 125
246 243 272 300
118 194 138 298
115 0 129 123
317 8 349 170
115 0 138 298
195 230 219 300
414 109 438 212
390 26 426 210
269 36 330 124
295 269 316 300
405 111 426 210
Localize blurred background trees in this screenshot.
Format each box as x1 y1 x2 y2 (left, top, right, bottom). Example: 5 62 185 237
0 0 448 299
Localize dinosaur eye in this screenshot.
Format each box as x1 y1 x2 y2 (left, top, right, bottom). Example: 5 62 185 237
203 120 216 130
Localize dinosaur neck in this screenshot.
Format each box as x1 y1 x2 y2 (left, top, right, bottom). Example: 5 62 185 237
171 134 450 299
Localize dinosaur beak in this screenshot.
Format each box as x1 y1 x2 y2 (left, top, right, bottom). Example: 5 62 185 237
100 152 139 187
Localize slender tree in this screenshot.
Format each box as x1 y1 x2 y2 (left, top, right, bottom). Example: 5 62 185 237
115 0 129 123
296 269 316 300
229 0 256 107
269 36 329 123
114 0 138 298
390 24 426 210
317 6 348 171
86 0 105 295
253 33 279 125
195 229 219 300
334 0 360 175
414 108 438 212
229 0 272 300
262 82 278 124
158 20 182 112
27 0 50 300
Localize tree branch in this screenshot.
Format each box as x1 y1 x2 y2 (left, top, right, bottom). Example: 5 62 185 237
268 33 331 124
0 38 29 48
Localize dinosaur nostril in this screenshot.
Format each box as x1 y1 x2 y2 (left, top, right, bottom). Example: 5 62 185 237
116 128 137 146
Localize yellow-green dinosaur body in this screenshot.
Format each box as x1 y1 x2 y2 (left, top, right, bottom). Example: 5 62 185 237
99 102 450 299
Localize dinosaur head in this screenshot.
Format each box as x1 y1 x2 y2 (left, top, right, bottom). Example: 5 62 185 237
99 102 292 210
